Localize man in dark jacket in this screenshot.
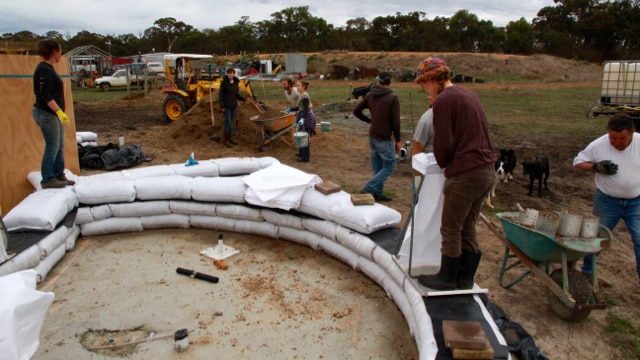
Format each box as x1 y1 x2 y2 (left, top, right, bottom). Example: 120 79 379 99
219 68 246 148
353 72 401 202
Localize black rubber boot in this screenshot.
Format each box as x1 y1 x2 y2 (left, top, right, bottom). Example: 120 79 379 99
418 255 460 290
223 132 233 148
457 250 482 289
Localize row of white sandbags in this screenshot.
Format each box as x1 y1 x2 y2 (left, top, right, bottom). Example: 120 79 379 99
76 204 437 360
0 224 80 283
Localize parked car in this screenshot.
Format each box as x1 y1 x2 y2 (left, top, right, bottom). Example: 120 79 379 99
94 68 147 91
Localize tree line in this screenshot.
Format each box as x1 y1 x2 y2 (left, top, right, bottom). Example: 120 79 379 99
2 1 639 62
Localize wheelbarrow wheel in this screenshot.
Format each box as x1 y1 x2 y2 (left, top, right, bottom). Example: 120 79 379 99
546 268 593 322
259 135 275 151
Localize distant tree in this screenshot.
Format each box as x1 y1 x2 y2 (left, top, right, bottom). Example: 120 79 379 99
267 7 332 52
475 20 505 53
145 17 193 53
504 18 535 55
449 10 481 52
65 31 105 52
1 30 40 42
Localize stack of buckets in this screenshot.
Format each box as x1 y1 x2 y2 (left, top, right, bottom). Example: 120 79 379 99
520 209 600 238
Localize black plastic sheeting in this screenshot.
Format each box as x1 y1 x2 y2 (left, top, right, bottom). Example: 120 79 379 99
425 293 549 360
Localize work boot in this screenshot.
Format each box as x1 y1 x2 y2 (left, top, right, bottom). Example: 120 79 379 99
229 133 238 145
456 250 482 289
223 132 233 148
42 178 67 189
418 254 460 290
57 175 75 186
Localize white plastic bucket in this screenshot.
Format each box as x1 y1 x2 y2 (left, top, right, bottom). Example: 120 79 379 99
558 212 583 237
580 216 600 238
294 131 309 148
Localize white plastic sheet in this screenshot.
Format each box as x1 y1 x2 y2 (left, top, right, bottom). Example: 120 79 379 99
0 269 54 360
243 163 321 210
396 153 445 273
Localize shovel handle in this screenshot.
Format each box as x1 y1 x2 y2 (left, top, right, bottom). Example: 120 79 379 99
176 267 219 283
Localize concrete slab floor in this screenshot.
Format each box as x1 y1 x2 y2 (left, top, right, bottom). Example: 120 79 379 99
34 228 418 359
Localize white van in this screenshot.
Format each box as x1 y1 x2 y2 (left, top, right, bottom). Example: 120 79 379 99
146 62 165 74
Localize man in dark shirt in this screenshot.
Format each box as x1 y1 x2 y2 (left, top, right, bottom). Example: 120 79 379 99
353 72 401 202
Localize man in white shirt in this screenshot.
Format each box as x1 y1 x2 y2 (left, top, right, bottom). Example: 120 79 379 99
283 78 300 108
573 112 640 285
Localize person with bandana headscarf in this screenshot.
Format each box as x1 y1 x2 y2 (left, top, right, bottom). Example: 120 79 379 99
414 57 496 290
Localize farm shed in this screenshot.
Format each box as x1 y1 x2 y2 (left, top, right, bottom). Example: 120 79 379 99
64 45 111 75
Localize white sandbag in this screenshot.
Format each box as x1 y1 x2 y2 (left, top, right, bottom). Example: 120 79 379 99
4 190 76 232
75 177 136 205
109 201 171 218
278 227 322 250
371 246 404 284
191 176 247 203
336 231 376 260
80 217 143 236
122 165 175 179
169 201 216 217
65 225 80 251
317 237 358 269
91 204 113 221
81 141 98 147
76 131 98 142
76 134 82 144
357 255 391 286
0 246 41 277
213 157 261 176
216 204 263 222
407 286 438 359
0 270 54 360
134 175 193 200
141 214 190 230
74 207 93 225
170 160 220 177
233 220 279 238
330 202 401 235
256 156 280 169
36 226 71 260
385 277 416 342
301 218 339 240
296 188 340 220
27 169 78 192
34 244 66 283
261 209 304 230
79 171 126 182
189 215 236 232
243 163 321 210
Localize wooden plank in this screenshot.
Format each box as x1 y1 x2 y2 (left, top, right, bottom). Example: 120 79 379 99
0 55 79 214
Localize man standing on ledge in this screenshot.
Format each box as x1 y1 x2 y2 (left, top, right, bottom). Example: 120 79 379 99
353 71 401 202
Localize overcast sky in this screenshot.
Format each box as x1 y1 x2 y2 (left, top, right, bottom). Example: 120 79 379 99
1 0 556 37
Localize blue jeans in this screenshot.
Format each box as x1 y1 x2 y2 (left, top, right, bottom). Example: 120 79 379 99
223 107 235 133
362 138 396 196
582 189 640 282
32 107 65 184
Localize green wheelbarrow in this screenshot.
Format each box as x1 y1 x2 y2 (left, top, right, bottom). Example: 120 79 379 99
480 212 613 322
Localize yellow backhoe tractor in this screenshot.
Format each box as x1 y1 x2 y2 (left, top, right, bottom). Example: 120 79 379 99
161 54 262 122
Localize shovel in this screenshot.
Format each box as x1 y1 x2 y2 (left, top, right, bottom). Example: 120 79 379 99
209 86 221 142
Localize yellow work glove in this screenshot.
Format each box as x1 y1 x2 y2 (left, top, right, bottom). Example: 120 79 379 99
55 109 69 126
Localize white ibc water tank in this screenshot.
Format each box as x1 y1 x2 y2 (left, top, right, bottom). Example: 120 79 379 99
601 61 640 105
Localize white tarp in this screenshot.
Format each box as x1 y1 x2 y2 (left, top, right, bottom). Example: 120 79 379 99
0 269 54 359
243 163 321 210
396 153 445 274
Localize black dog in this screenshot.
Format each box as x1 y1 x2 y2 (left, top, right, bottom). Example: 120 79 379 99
522 155 549 197
499 149 517 183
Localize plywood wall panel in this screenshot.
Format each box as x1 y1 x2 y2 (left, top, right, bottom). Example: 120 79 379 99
0 55 79 214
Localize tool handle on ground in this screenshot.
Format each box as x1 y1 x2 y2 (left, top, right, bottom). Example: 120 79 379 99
176 267 219 283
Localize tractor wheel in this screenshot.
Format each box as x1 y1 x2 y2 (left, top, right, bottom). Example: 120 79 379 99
163 95 188 122
546 268 593 322
100 83 111 92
